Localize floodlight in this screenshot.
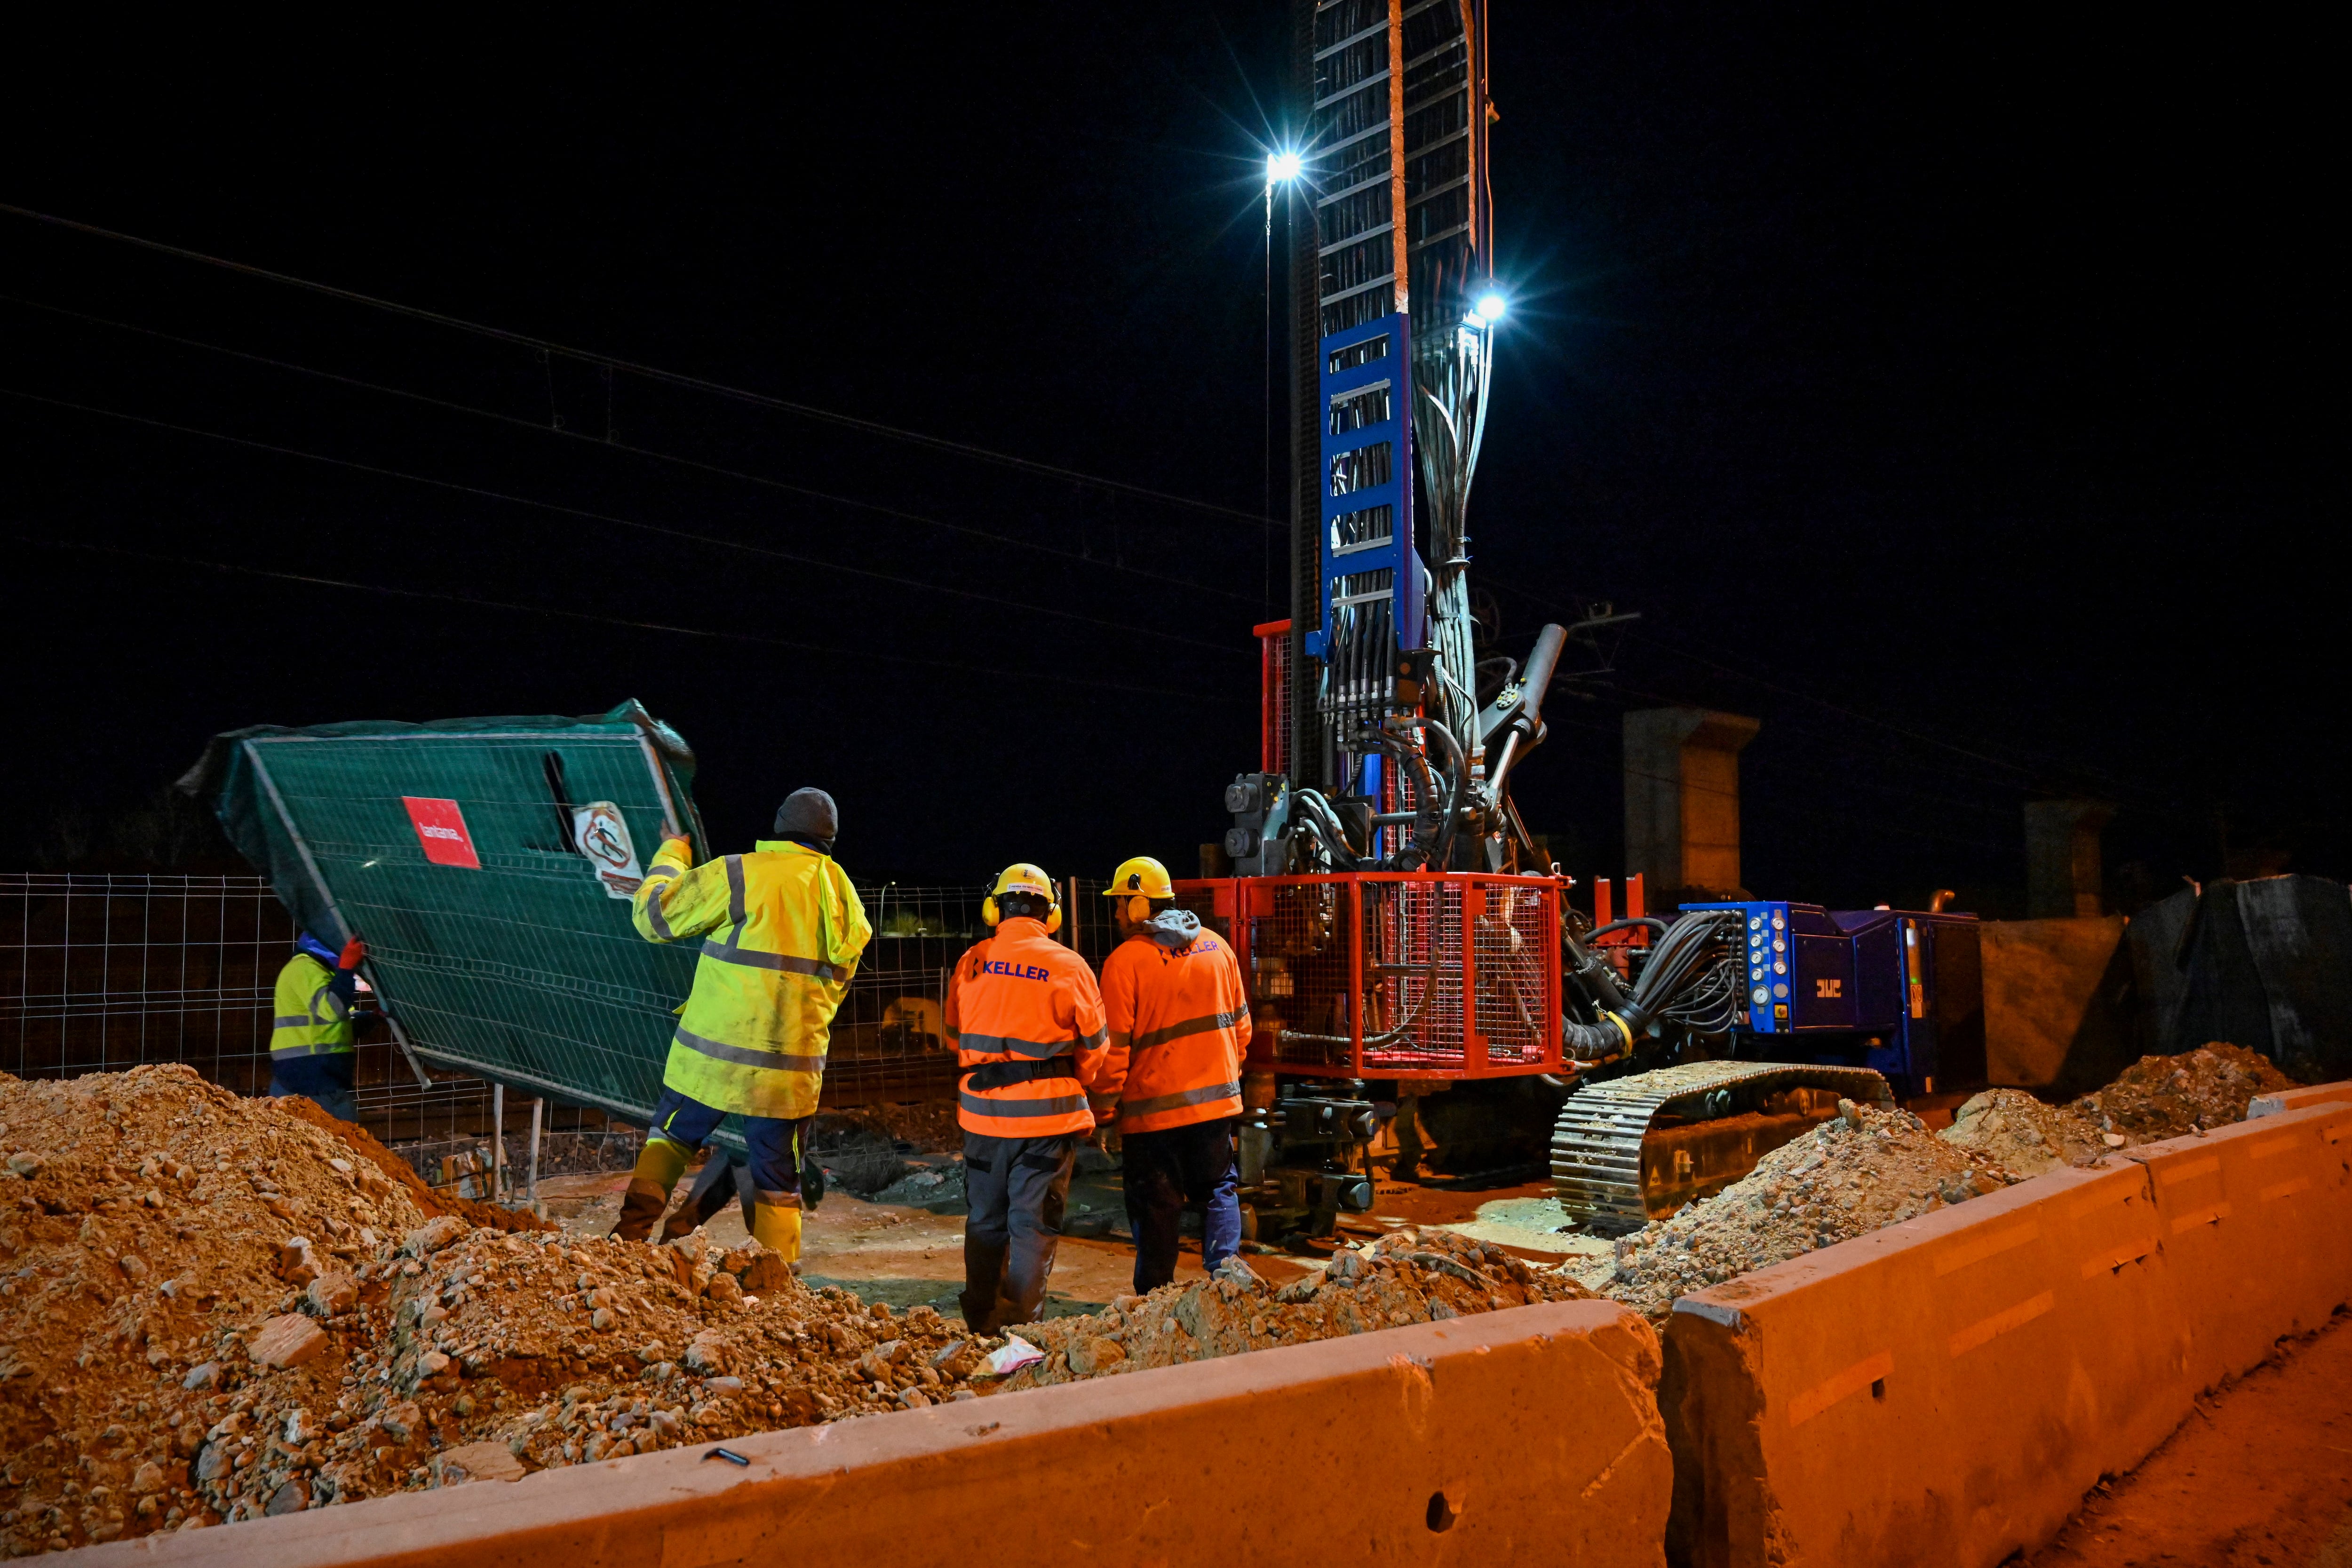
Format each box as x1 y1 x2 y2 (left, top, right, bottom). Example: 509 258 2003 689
1267 150 1304 183
1470 291 1509 326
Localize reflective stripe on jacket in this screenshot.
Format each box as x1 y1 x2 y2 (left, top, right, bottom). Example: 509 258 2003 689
945 917 1110 1138
633 837 874 1119
270 952 356 1060
1096 928 1251 1133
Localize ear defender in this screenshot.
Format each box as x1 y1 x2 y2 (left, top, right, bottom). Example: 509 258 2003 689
1043 902 1064 935
1125 894 1151 923
981 896 1001 927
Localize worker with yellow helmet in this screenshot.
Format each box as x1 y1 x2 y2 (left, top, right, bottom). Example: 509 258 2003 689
1091 855 1252 1291
945 862 1111 1332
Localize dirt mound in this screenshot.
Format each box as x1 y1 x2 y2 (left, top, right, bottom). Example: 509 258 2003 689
1940 1088 2112 1174
1000 1228 1592 1391
0 1065 431 1549
2068 1044 2293 1141
270 1094 553 1235
1599 1100 2024 1322
233 1224 1006 1519
8 1069 1604 1547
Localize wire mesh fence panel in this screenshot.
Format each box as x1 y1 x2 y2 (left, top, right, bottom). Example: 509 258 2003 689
1188 873 1563 1079
1473 881 1557 1065
186 708 707 1126
820 883 981 1107
0 873 627 1152
1368 878 1467 1071
0 874 290 1091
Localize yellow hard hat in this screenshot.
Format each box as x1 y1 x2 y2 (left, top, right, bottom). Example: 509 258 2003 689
982 863 1062 934
1104 855 1174 922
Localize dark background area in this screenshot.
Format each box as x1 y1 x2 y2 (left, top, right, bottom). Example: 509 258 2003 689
2 7 2335 913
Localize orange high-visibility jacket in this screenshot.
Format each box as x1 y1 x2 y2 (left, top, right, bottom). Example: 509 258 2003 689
945 916 1111 1139
1095 921 1252 1134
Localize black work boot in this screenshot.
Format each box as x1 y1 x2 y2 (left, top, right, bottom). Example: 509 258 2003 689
960 1237 1010 1334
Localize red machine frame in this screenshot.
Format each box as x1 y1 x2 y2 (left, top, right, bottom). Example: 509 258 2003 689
1176 872 1563 1083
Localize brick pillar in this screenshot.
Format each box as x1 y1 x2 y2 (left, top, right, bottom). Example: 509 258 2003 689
1622 708 1760 899
2025 799 2113 918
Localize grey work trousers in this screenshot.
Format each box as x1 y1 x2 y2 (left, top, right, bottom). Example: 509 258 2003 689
960 1131 1076 1334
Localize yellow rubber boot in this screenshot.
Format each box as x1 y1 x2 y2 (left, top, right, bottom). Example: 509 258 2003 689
750 1200 803 1263
611 1137 690 1242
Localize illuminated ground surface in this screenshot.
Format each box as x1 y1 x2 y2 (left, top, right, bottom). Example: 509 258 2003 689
532 1160 1610 1316
2024 1309 2352 1567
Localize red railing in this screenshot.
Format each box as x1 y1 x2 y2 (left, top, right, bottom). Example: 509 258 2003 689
1176 872 1562 1082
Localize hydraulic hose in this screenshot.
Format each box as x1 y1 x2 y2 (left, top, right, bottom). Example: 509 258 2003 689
1557 908 1743 1061
1414 717 1471 870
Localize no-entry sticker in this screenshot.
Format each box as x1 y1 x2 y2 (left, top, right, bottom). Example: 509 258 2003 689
401 797 481 868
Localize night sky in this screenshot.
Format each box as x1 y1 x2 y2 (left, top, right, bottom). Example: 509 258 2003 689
4 8 2334 913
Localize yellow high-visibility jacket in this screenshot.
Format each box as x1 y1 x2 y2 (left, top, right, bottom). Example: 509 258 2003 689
271 952 356 1060
633 837 873 1118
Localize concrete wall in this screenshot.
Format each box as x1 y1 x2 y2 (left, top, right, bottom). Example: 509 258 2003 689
1661 1096 2352 1568
1979 915 2135 1092
1624 708 1759 898
85 1300 1672 1568
2025 800 2113 920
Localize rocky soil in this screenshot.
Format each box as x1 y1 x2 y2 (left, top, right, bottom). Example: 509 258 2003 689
1597 1043 2302 1323
1598 1099 2023 1321
0 1069 1598 1553
1001 1227 1592 1390
1939 1088 2113 1175
2066 1044 2292 1142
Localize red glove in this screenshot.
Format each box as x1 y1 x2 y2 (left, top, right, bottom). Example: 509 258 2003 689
338 938 367 971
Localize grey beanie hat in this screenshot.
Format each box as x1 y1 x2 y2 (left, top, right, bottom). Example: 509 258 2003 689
774 788 839 841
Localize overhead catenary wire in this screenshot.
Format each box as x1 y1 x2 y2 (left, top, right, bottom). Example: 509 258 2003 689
0 203 1279 532
0 292 1262 606
13 536 1245 705
0 384 1250 657
1483 572 2181 813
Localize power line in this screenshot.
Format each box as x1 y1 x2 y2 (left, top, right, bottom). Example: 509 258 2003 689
1481 574 2175 809
0 384 1250 656
0 292 1261 605
13 536 1246 705
0 202 1278 531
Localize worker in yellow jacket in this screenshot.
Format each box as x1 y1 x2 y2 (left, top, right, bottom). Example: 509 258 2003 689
612 788 872 1262
268 930 369 1122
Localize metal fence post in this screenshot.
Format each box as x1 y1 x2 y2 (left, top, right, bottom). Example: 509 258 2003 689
529 1096 544 1204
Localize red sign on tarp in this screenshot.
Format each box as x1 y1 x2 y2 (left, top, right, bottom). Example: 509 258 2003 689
401 797 482 868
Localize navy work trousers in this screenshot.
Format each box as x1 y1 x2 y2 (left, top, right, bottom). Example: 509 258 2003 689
1120 1115 1241 1293
960 1132 1075 1333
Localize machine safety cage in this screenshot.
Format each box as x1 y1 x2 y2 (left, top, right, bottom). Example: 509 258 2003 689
1177 872 1561 1081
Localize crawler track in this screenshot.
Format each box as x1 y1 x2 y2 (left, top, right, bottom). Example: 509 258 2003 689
1550 1060 1896 1227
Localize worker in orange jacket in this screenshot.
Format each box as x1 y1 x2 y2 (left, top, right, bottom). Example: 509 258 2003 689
945 864 1111 1332
1093 855 1252 1292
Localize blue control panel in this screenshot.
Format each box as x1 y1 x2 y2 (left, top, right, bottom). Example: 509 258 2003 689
1680 900 1985 1096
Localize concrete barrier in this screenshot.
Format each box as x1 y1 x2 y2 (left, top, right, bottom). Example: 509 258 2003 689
84 1300 1669 1568
2251 1080 2352 1117
1662 1098 2352 1568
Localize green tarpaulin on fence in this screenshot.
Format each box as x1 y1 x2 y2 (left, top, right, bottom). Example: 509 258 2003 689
178 701 710 1126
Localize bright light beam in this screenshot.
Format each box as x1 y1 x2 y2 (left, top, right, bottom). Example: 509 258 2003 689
1470 290 1509 326
1267 150 1304 183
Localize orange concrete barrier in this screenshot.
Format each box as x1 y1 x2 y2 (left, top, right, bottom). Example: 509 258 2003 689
1663 1099 2352 1568
82 1300 1669 1568
2250 1079 2352 1117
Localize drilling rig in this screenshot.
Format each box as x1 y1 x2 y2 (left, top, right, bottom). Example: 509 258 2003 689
1179 0 1983 1239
